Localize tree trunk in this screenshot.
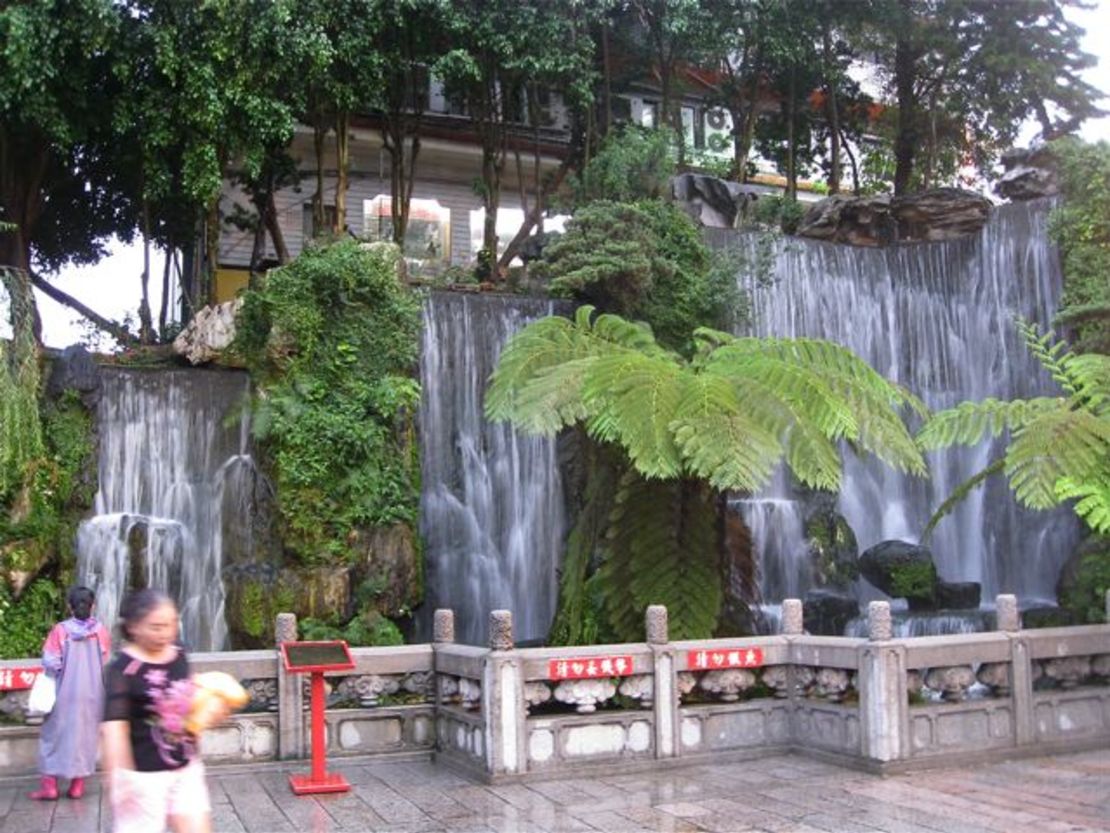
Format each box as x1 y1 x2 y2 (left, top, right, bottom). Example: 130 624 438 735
265 190 289 263
138 200 155 343
334 109 350 234
822 21 841 194
158 237 172 339
786 66 797 201
840 125 861 196
28 270 138 346
204 198 219 309
311 118 328 237
893 7 918 196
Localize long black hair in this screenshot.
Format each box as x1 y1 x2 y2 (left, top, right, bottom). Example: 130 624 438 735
117 588 174 642
66 586 96 621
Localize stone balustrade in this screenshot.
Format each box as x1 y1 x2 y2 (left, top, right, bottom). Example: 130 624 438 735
0 591 1106 779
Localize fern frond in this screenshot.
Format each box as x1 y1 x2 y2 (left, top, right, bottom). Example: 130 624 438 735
1017 319 1080 396
1055 476 1110 534
598 472 721 641
921 458 1007 541
582 350 685 478
917 397 1063 449
1006 409 1110 509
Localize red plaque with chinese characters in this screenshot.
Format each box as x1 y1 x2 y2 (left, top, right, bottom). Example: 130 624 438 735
685 647 764 671
0 666 43 691
548 655 635 680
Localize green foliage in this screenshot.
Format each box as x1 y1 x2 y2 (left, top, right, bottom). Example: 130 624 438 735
0 581 63 660
889 560 936 602
535 201 740 356
300 610 404 647
488 306 926 493
598 473 721 642
919 322 1110 534
1048 138 1110 354
236 241 422 565
750 196 805 235
1059 537 1110 624
565 128 676 208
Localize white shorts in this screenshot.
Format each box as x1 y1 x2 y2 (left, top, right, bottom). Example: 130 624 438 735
110 759 212 833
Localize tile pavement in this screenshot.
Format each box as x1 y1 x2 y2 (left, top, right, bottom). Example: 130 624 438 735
0 749 1106 833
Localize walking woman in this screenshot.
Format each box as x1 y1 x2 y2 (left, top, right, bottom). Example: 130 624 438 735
101 589 217 833
29 585 111 801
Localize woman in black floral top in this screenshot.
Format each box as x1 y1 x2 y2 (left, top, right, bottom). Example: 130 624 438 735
101 589 219 833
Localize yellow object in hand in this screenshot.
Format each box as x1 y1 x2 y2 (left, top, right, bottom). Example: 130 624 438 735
187 671 250 735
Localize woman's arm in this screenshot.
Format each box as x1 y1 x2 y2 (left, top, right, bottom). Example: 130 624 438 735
40 624 64 674
100 720 134 773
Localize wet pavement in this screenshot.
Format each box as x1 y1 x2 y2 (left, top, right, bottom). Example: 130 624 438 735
1 749 1107 832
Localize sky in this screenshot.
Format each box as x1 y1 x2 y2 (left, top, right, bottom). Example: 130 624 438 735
28 2 1110 350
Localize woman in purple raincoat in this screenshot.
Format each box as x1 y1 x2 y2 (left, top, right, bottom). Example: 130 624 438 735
29 586 111 801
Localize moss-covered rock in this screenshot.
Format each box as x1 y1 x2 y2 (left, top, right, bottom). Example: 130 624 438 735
859 540 938 610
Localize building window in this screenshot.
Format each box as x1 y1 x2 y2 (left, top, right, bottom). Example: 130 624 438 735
641 100 659 129
469 208 570 265
363 196 451 273
302 203 337 241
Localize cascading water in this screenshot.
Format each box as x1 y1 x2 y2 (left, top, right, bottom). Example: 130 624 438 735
709 198 1079 611
418 291 565 646
76 368 254 651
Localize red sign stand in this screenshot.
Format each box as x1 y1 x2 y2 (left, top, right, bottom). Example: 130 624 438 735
280 641 356 795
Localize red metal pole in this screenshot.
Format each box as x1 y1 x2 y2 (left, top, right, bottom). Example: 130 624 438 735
311 672 326 783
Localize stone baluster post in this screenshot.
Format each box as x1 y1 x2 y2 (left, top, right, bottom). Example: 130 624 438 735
858 601 908 764
998 593 1035 746
275 612 304 760
646 605 679 759
781 599 804 636
433 609 455 709
482 610 525 777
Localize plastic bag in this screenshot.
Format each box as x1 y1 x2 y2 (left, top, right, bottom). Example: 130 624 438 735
186 671 249 734
27 672 56 714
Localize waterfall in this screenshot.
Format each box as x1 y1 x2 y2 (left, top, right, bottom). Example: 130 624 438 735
709 198 1079 607
77 368 254 651
418 292 565 646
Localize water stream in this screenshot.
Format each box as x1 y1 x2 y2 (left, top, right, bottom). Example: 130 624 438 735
709 198 1079 609
417 292 565 645
76 368 254 651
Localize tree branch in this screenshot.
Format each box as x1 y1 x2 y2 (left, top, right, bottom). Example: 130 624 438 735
27 269 140 346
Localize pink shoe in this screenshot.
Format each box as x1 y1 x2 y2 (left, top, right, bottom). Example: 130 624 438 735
66 777 85 799
28 775 58 801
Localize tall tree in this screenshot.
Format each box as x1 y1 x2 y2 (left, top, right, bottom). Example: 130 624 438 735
0 0 141 342
868 0 1103 194
438 1 596 273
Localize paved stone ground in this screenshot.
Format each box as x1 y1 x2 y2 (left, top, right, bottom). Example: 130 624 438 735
0 749 1107 833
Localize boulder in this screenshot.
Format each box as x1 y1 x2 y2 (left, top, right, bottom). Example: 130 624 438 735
803 504 859 591
803 589 859 636
1021 605 1077 629
173 297 244 366
796 194 896 247
45 344 102 408
859 540 938 610
671 173 761 228
996 144 1059 201
796 188 991 247
934 580 981 610
349 523 422 618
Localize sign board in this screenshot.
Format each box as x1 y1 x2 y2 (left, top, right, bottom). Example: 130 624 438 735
280 641 355 674
686 647 764 672
548 655 634 680
0 667 43 691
